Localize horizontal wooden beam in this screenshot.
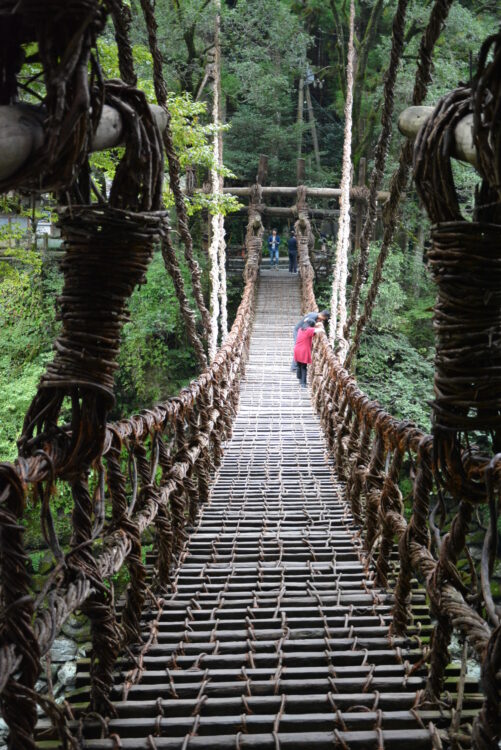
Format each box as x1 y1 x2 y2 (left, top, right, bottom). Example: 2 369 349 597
223 186 390 201
398 105 477 167
0 103 168 184
233 205 343 219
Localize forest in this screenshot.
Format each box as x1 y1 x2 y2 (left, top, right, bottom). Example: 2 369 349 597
1 4 501 748
0 0 498 465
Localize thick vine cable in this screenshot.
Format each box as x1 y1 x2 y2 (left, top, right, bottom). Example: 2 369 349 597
208 157 221 359
218 215 228 341
139 0 211 344
344 0 455 370
127 0 207 369
345 0 409 337
329 0 355 362
107 0 137 86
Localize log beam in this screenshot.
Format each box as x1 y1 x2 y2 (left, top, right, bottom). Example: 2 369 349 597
234 205 340 219
0 103 169 183
223 186 389 201
398 105 477 167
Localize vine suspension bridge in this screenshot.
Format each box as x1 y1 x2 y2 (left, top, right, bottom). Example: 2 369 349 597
38 259 483 750
0 2 500 750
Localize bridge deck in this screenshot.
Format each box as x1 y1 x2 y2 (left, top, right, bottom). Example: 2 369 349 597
41 271 479 748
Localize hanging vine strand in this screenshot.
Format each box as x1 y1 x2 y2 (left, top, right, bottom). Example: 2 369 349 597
329 0 354 362
207 0 226 359
139 0 211 340
345 0 409 336
110 0 207 369
215 2 228 346
107 0 137 86
344 0 455 370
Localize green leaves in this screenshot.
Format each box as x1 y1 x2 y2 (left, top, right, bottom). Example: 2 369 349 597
356 330 434 430
0 260 61 459
113 251 201 416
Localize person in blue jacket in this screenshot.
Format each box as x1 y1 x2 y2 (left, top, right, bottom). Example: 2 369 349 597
267 228 280 269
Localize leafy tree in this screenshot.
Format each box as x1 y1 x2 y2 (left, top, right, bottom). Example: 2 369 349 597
130 0 217 95
221 0 311 184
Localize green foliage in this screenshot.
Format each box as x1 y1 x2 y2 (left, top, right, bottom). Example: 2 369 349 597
113 251 200 416
315 240 436 431
0 356 50 460
360 243 407 331
221 0 311 184
0 260 61 459
356 331 434 430
91 35 242 215
354 243 435 430
129 0 216 95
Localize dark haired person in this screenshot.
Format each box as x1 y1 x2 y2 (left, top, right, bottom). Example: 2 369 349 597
291 310 330 372
294 319 323 388
267 228 280 269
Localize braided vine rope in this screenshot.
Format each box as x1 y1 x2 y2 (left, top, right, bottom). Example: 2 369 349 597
345 0 409 335
345 0 455 369
0 196 262 746
139 0 211 341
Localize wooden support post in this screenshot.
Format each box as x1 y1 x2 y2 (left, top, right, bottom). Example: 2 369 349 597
297 77 304 159
297 158 305 185
256 154 269 186
305 83 321 171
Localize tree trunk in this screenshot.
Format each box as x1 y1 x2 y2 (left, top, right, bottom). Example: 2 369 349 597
305 83 321 170
297 76 304 158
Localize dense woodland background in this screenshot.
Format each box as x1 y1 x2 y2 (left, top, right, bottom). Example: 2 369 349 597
0 0 498 466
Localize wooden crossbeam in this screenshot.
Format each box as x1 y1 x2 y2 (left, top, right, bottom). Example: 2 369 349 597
398 105 476 167
223 186 389 201
235 205 340 218
0 103 168 183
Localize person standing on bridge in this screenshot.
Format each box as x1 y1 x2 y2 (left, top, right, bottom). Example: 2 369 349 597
291 310 330 372
294 319 322 388
267 228 281 269
288 230 298 273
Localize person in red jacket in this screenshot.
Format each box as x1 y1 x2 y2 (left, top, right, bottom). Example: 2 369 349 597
293 320 321 388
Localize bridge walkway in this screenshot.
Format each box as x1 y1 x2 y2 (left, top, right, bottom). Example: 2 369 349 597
51 270 479 749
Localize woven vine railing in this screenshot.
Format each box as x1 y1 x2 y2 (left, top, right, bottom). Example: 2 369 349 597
298 230 500 749
296 35 501 746
0 202 262 747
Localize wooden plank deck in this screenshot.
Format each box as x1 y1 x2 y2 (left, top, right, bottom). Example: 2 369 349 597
38 269 480 748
